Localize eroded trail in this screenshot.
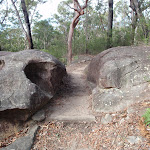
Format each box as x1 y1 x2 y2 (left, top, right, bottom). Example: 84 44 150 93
45 62 95 122
33 61 150 150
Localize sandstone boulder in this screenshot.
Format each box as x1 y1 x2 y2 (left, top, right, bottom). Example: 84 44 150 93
87 46 150 113
0 50 66 121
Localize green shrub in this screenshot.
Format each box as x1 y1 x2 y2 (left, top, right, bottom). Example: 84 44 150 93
142 108 150 126
40 47 67 65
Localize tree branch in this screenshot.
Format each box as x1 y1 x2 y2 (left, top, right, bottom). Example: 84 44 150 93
82 0 88 9
130 0 136 12
74 0 82 10
66 3 79 12
30 5 37 25
0 0 8 25
11 0 27 35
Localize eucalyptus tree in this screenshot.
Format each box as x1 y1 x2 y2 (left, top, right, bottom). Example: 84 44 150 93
11 0 34 49
130 0 150 39
67 0 88 64
10 0 45 49
54 0 73 45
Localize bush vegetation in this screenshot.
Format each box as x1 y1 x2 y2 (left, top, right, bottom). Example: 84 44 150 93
0 0 150 63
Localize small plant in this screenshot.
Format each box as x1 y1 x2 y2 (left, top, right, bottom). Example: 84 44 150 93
73 55 79 60
142 108 150 126
144 76 150 82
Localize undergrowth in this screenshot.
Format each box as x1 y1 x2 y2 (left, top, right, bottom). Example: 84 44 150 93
142 108 150 126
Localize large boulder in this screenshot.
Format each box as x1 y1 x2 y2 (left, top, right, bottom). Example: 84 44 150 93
0 50 66 121
87 46 150 113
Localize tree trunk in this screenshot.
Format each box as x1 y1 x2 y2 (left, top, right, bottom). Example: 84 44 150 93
131 10 137 45
73 29 76 54
107 0 113 49
67 0 88 65
130 0 149 38
21 0 34 49
68 23 74 64
85 7 88 54
11 0 26 34
11 0 34 49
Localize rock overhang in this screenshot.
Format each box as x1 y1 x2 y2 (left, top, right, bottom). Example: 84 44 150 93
0 49 67 120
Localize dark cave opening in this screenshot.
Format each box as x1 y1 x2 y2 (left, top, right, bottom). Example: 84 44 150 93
24 61 53 93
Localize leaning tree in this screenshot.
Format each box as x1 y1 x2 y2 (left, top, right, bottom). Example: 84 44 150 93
11 0 34 49
67 0 88 64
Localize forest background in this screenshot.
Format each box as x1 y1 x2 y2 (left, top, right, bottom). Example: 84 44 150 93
0 0 150 64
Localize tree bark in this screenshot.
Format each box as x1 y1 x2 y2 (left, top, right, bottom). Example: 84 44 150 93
68 13 80 64
68 24 74 64
67 0 88 65
85 7 88 54
131 10 137 45
21 0 34 49
107 0 113 49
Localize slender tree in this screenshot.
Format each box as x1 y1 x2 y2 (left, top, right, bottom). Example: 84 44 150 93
11 0 34 49
67 0 88 64
85 6 88 54
130 0 150 39
21 0 33 49
131 9 137 44
107 0 113 48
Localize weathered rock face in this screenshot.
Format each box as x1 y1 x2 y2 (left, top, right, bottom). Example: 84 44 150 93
87 46 150 113
0 50 66 121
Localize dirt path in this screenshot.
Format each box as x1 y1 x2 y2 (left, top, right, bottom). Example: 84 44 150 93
45 62 95 122
32 61 150 150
